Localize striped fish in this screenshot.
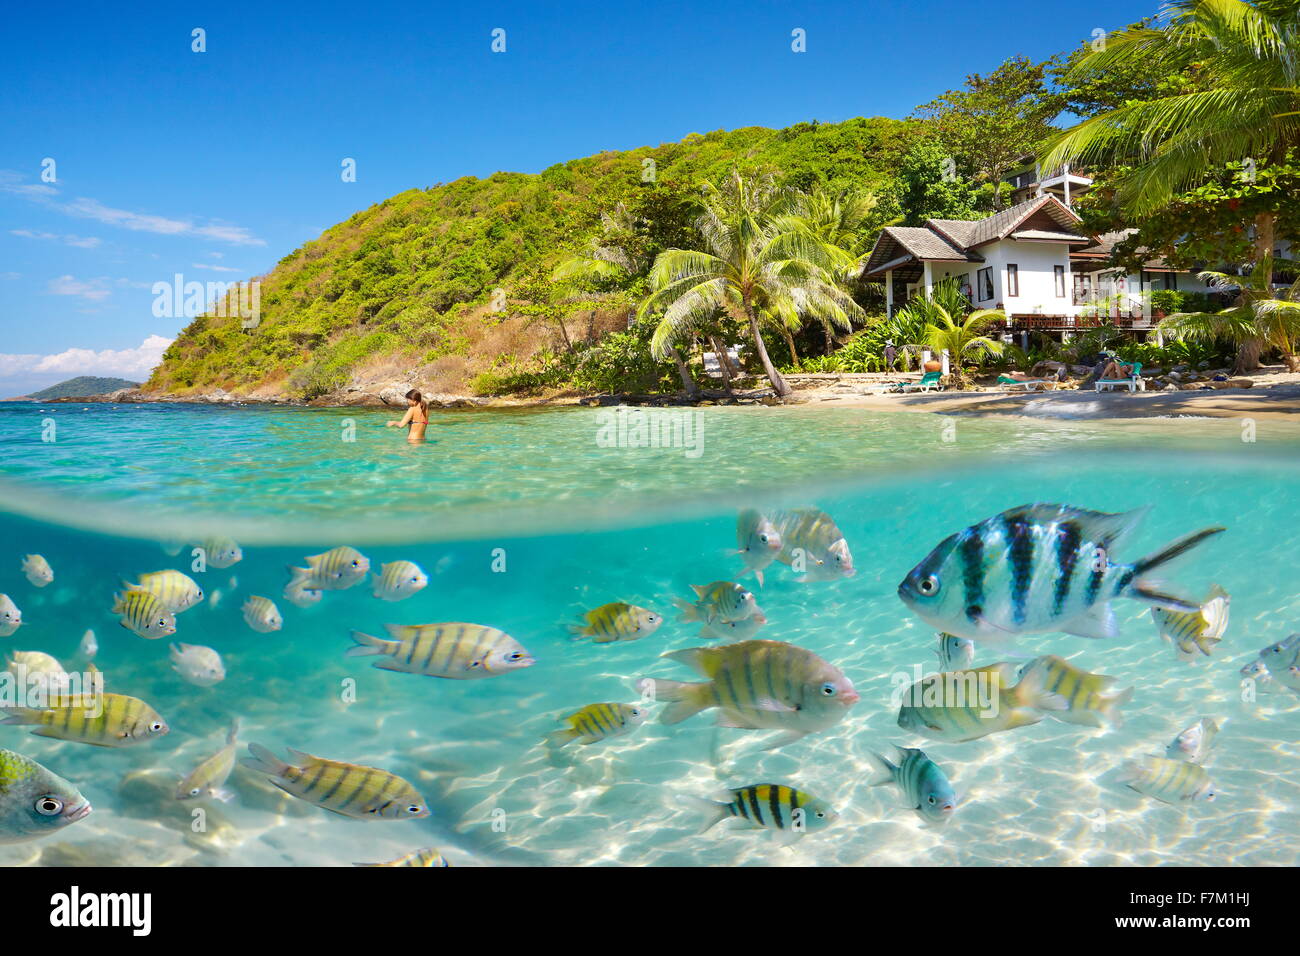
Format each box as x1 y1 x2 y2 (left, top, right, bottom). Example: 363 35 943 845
1017 655 1133 729
568 602 662 643
112 589 176 639
736 509 783 586
355 848 450 867
201 537 243 569
347 623 535 679
282 579 323 608
0 748 92 844
770 508 855 582
1119 756 1217 804
936 633 975 672
132 570 204 613
6 651 70 696
899 504 1225 645
1257 634 1300 671
371 560 429 602
637 640 859 747
0 594 20 637
1151 585 1230 661
240 744 429 820
1166 717 1222 763
673 582 765 640
287 546 369 591
241 596 282 633
869 746 958 824
546 702 646 747
698 783 836 834
1239 657 1282 695
896 661 1066 743
177 720 240 802
1 692 169 747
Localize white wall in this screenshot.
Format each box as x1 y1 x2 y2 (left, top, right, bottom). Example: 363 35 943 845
931 239 1073 315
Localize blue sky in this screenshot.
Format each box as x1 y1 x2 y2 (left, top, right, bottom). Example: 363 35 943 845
0 0 1156 394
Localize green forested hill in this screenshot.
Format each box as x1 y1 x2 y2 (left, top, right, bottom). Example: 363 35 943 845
23 376 140 400
147 118 910 399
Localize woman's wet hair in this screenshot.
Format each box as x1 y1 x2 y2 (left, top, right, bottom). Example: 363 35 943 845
406 389 428 412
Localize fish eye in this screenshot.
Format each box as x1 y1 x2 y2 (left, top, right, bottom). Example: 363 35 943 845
918 575 940 595
150 721 164 732
927 795 937 805
189 787 202 797
820 682 837 696
631 709 641 717
351 560 360 568
815 810 825 818
35 796 63 815
508 652 523 661
407 805 422 814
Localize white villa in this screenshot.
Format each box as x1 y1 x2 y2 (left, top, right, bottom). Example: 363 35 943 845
862 184 1224 342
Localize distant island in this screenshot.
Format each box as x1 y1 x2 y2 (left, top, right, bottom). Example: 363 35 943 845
17 376 141 401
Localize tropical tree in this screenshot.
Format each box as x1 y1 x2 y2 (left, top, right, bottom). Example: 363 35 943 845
921 305 1007 387
639 169 864 397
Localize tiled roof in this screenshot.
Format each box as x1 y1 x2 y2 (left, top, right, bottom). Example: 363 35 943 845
1011 229 1093 242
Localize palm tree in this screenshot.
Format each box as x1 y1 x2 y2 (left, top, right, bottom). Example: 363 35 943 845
1159 257 1300 371
1041 0 1300 263
921 305 1007 387
639 170 864 397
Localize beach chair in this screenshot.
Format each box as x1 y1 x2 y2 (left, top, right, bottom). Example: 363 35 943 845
997 374 1051 392
900 371 943 393
1095 361 1145 392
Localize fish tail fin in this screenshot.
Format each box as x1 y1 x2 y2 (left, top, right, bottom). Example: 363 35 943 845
1128 527 1226 608
0 707 40 726
754 568 764 588
345 630 396 658
866 750 897 787
286 565 313 589
1011 660 1068 712
635 677 710 724
565 623 590 639
544 727 577 747
672 597 700 622
1099 687 1134 729
240 743 289 778
684 794 731 834
369 573 381 597
227 718 241 746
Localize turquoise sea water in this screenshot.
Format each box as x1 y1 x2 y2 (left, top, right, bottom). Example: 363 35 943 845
0 401 1296 866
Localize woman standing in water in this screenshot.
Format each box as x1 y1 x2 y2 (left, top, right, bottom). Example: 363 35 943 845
386 389 429 442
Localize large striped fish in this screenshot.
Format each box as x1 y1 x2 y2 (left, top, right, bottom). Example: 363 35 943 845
898 504 1224 645
1151 585 1230 661
568 602 662 643
1016 655 1133 729
240 744 429 820
1 692 169 748
112 589 176 640
896 661 1065 743
696 783 836 835
287 546 370 591
1119 756 1217 804
637 640 858 748
347 623 535 679
770 508 855 582
0 748 92 845
355 848 450 867
868 746 958 824
131 570 204 613
545 702 646 746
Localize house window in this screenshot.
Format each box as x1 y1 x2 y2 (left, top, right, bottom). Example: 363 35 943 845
1073 273 1093 306
1165 273 1177 291
1006 264 1019 297
1054 265 1066 297
977 267 994 302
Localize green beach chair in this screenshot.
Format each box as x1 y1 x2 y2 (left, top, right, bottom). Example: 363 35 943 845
997 374 1051 391
900 371 943 393
1095 361 1145 392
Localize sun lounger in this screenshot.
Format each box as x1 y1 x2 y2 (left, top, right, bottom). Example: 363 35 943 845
1095 361 1145 392
900 371 943 393
997 375 1051 392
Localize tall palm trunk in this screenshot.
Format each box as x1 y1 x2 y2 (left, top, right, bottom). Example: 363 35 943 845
1234 211 1278 373
667 345 698 397
744 304 791 397
781 325 800 369
709 335 735 395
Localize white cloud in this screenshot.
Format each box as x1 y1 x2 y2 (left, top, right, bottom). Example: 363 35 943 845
0 335 174 379
48 275 112 301
11 228 101 248
191 262 243 273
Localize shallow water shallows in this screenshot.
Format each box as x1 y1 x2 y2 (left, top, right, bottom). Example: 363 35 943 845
0 402 1295 867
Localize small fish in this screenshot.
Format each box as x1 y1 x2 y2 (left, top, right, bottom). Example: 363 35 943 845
545 703 647 747
868 745 958 824
1151 585 1230 661
673 581 765 639
696 783 836 835
78 630 98 662
1238 657 1281 694
1166 717 1222 764
287 546 370 591
1 692 169 748
701 615 768 641
1276 664 1300 694
1257 634 1300 671
370 560 429 602
0 748 92 844
20 555 52 588
177 721 240 802
240 744 429 820
241 596 282 633
1119 756 1218 805
736 509 783 586
936 633 975 672
5 651 70 697
1016 655 1133 730
347 623 535 679
637 640 858 748
899 504 1224 646
0 594 23 637
169 643 226 687
132 570 204 613
770 508 855 582
112 589 177 639
568 602 662 643
355 848 450 867
896 662 1066 743
201 537 243 569
282 579 323 608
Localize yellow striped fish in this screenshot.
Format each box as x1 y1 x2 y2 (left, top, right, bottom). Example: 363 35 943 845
112 589 176 639
1 692 169 747
355 848 450 867
1151 585 1230 661
241 596 282 633
201 537 243 569
697 783 836 835
177 720 240 801
1119 756 1217 804
347 623 535 679
568 602 662 643
672 582 765 639
132 570 204 613
287 546 369 591
240 744 429 820
6 651 70 696
771 508 855 582
1017 655 1133 729
896 662 1066 743
545 702 646 746
370 561 429 602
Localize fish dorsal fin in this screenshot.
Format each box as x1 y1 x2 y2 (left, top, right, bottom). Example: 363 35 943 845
285 747 316 767
1013 503 1149 554
662 646 716 677
690 584 707 599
